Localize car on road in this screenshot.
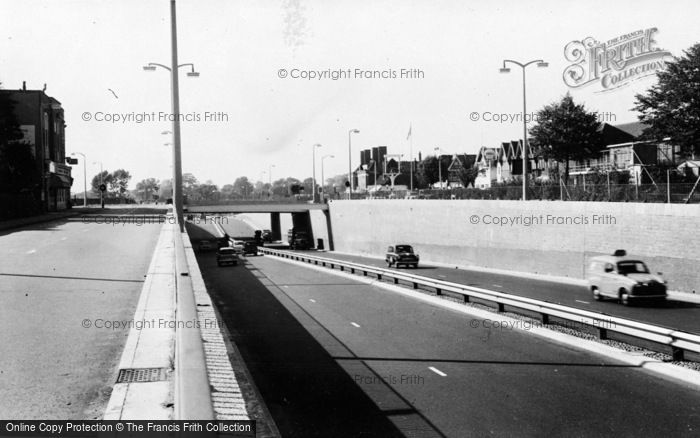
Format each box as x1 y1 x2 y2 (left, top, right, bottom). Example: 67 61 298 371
231 240 246 254
386 244 419 268
197 240 213 252
216 247 239 267
243 241 258 256
587 250 667 305
287 229 311 250
262 229 273 242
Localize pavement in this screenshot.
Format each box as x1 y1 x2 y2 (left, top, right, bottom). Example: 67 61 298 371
0 208 162 418
197 252 700 437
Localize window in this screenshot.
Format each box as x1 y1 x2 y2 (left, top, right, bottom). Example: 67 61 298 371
617 261 649 275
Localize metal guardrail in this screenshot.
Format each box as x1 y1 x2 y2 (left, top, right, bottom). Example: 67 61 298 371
258 247 700 361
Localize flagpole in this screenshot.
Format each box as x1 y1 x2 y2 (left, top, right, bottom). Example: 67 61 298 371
409 123 413 191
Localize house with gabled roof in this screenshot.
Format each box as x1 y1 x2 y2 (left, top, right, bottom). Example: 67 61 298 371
446 154 477 187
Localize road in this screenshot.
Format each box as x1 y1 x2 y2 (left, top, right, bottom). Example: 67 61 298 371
195 249 700 437
0 207 164 418
298 251 700 334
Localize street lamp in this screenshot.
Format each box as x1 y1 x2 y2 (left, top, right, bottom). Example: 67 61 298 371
321 154 334 201
434 147 442 189
142 1 200 232
500 58 548 201
71 152 87 207
348 129 360 195
312 143 322 203
92 161 104 208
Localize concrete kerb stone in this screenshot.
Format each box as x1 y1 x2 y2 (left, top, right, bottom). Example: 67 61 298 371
181 227 251 421
103 221 177 420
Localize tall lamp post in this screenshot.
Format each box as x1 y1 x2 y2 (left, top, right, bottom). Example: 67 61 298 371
500 58 548 201
142 3 200 232
312 143 322 202
71 152 87 207
434 147 442 189
348 129 360 195
321 154 334 201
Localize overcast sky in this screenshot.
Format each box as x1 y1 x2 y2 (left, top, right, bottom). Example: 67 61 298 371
1 0 698 190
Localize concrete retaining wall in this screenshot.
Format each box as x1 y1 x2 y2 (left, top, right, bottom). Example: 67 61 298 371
327 199 700 293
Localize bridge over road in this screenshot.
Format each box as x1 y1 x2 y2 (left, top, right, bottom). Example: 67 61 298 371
185 202 332 249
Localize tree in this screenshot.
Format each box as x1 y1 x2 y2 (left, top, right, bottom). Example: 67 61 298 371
459 166 479 188
232 176 254 198
220 184 237 200
109 169 132 199
182 173 198 200
192 180 219 201
634 43 700 158
135 178 159 202
416 155 451 188
91 170 113 194
159 179 173 200
529 94 604 184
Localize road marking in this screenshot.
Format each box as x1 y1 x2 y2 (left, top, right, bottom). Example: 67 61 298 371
282 285 289 288
60 237 67 241
309 299 316 303
576 300 590 304
492 284 503 288
428 366 446 377
438 275 446 278
26 249 36 254
350 322 361 328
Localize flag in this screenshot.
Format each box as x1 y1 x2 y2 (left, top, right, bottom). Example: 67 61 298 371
406 124 412 140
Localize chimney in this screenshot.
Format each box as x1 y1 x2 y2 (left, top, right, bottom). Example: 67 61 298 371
43 83 47 92
418 151 422 161
22 81 26 91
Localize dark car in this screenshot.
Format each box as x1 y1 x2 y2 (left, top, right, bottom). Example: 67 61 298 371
216 247 239 267
287 229 311 250
261 229 273 242
243 241 258 256
386 244 419 268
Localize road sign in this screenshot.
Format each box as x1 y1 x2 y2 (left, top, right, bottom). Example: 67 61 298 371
99 184 107 192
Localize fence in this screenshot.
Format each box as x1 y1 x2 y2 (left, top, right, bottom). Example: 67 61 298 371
327 183 700 203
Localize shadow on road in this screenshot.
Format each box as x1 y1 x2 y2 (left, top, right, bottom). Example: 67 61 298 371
195 253 423 438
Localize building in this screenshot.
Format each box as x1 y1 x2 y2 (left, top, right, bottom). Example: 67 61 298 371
568 122 680 185
446 154 477 187
0 82 71 216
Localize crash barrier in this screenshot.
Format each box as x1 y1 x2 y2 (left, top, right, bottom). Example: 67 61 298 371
258 247 700 361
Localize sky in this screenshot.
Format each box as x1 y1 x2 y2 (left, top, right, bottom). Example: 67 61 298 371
1 0 699 191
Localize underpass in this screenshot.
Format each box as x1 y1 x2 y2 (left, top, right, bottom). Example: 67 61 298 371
194 247 700 437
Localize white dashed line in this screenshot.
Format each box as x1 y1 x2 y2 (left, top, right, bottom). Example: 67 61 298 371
350 322 361 328
60 237 67 241
428 366 446 377
309 299 316 303
26 249 36 254
576 300 590 304
438 275 446 278
492 284 503 288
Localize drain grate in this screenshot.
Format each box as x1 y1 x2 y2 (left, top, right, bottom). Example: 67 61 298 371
116 367 169 383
